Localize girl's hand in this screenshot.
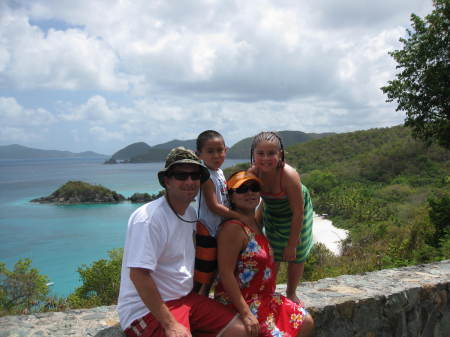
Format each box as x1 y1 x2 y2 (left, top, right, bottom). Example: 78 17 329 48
241 312 260 337
283 244 297 261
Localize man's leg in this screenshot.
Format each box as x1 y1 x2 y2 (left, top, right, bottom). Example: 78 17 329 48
188 293 248 337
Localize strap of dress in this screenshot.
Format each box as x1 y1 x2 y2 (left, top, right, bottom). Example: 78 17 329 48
223 219 254 240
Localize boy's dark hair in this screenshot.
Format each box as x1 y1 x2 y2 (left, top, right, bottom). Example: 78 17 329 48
250 131 285 165
196 130 225 151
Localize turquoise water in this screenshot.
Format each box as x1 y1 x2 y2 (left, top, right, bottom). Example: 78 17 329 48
0 157 246 297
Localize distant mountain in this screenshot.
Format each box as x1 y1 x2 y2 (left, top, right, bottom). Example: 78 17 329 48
0 144 107 160
106 139 197 163
153 139 197 150
110 142 152 160
227 130 335 159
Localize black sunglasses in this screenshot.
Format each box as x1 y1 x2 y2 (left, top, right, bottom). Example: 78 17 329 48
235 182 261 194
168 171 202 181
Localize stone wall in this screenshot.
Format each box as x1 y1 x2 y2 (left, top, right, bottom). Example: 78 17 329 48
1 260 449 337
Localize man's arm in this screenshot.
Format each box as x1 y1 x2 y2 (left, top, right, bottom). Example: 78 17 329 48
129 267 192 337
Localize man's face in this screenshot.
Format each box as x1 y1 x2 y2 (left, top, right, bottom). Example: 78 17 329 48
164 164 202 203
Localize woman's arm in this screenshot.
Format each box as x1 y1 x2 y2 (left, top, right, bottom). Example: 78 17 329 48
202 180 257 226
282 165 304 261
217 221 260 337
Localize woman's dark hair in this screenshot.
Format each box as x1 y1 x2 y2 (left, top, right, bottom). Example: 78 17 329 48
250 131 285 165
196 130 225 151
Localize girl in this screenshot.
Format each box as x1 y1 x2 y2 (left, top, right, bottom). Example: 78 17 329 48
194 130 256 294
248 131 314 304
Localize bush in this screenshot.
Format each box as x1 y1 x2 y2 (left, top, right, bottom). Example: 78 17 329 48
68 249 123 308
0 258 49 315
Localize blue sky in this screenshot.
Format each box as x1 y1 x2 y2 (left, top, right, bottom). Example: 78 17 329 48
0 0 433 155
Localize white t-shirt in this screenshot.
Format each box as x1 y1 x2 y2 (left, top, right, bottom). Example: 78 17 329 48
117 196 197 330
197 168 229 237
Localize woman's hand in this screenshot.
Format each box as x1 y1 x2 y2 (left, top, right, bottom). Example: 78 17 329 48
241 312 260 337
283 243 297 261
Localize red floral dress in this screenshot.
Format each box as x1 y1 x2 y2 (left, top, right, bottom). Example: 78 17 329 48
214 220 308 337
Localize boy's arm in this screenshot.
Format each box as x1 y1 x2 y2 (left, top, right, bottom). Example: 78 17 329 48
283 166 304 262
130 268 192 337
202 179 257 226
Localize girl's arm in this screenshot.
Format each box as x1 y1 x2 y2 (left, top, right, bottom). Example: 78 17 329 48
282 165 304 261
202 179 257 226
217 221 260 337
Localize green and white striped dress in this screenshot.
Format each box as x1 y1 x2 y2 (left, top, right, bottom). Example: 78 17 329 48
262 184 314 263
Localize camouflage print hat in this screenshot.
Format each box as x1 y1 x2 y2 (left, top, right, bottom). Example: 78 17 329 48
157 146 210 188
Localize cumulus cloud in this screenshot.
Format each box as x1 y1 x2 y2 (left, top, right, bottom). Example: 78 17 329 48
0 0 434 153
89 126 125 142
0 96 56 143
0 96 56 126
0 4 129 91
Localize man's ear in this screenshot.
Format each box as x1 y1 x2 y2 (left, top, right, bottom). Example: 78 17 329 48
163 175 170 188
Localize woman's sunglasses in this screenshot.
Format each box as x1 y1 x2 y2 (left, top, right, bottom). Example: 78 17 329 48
235 182 261 194
168 171 202 181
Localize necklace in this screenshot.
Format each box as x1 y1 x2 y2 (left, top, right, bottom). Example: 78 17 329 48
165 195 197 223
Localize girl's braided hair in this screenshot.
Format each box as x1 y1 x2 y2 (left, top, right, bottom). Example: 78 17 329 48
250 131 285 166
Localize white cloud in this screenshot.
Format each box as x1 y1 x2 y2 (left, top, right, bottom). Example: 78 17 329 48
0 5 129 91
89 126 125 142
0 96 56 126
0 0 433 153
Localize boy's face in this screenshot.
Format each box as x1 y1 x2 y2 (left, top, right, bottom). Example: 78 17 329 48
197 137 226 170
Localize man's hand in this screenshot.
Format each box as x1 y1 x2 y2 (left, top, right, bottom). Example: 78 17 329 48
164 320 192 337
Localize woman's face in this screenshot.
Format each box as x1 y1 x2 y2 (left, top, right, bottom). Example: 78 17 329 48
230 180 261 211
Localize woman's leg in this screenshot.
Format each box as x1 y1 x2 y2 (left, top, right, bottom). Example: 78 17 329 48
297 313 314 337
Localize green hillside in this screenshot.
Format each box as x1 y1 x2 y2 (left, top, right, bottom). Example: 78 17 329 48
106 139 196 163
110 142 151 161
227 130 334 159
0 144 106 160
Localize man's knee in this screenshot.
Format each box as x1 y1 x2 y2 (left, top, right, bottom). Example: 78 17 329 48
220 315 249 337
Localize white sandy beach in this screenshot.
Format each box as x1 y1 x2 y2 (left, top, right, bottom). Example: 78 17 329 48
312 214 348 255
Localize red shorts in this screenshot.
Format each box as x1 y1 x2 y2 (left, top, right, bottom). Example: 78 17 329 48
124 292 236 337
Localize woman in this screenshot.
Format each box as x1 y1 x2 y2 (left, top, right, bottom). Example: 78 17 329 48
214 170 314 337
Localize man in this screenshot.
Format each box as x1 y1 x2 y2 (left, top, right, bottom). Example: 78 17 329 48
118 147 248 337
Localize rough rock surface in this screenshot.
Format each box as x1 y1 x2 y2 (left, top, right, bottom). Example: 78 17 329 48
1 260 449 337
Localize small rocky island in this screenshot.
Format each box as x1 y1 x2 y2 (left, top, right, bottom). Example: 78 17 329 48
31 181 163 204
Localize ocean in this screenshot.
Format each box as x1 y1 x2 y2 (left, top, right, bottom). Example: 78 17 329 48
0 157 246 297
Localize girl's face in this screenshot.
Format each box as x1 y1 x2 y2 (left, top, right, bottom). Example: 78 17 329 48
197 137 226 170
230 181 261 212
253 141 282 172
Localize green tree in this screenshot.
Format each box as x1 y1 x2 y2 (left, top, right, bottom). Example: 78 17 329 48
0 259 49 315
68 248 123 308
428 192 450 247
381 0 450 148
